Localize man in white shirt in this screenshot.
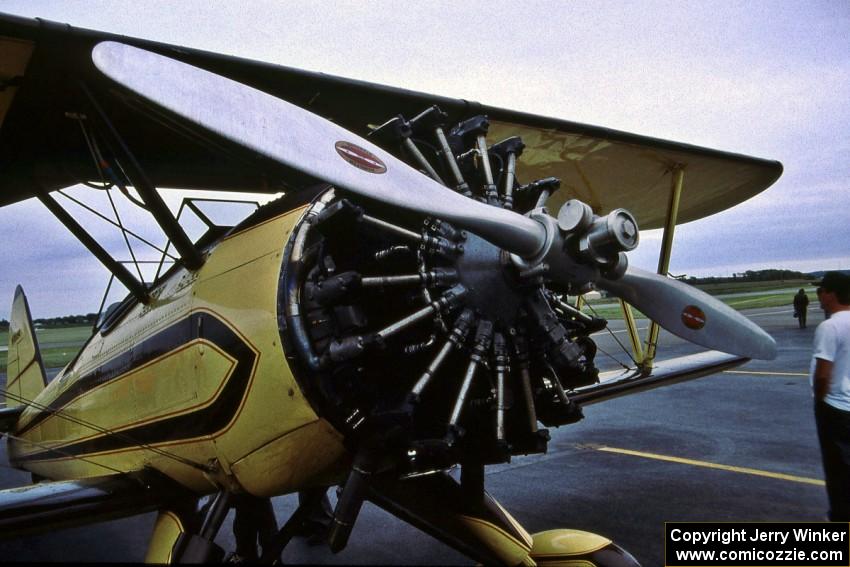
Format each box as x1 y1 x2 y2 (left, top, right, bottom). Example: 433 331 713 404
811 271 850 521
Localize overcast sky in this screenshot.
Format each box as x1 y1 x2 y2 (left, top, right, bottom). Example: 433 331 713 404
1 1 848 318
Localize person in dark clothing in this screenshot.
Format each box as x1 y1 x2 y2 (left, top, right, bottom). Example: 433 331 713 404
294 487 334 544
811 272 850 521
794 288 810 328
232 494 279 561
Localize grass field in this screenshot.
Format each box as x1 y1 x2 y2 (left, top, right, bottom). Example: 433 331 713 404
33 326 94 345
585 280 814 319
1 326 93 370
693 278 815 295
582 292 803 320
0 281 818 370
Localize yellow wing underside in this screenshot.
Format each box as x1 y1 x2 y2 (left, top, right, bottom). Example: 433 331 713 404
489 120 782 229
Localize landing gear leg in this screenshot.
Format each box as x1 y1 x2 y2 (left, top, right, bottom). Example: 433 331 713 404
171 491 231 563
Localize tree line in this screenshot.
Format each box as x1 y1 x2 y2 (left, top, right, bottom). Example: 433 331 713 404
0 313 98 330
684 269 815 285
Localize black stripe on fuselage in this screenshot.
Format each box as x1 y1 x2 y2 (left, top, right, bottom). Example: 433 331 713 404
12 312 257 463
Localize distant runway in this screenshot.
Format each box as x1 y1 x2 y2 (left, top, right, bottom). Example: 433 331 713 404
0 307 827 565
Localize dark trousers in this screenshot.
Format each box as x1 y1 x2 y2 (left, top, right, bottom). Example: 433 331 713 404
232 494 278 560
815 400 850 521
797 308 807 328
298 487 334 525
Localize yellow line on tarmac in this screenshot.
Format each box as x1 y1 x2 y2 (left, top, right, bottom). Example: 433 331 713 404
722 370 809 377
593 446 824 486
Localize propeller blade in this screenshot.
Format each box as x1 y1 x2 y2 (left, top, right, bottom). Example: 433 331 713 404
596 266 777 360
90 41 545 257
91 42 776 362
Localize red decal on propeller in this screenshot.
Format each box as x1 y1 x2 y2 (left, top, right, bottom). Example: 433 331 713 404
335 141 387 174
681 305 706 330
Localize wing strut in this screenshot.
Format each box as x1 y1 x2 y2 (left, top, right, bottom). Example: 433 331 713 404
644 166 686 365
79 82 205 271
617 165 686 372
37 190 150 304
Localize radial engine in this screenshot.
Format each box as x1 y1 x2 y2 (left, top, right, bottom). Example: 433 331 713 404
277 107 638 547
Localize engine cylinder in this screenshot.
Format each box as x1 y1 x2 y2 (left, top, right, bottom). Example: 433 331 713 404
278 111 612 476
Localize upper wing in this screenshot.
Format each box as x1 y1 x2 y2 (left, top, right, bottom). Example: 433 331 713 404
0 13 780 228
487 119 781 228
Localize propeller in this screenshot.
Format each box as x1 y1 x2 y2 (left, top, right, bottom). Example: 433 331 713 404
90 41 776 361
90 41 545 258
596 267 777 360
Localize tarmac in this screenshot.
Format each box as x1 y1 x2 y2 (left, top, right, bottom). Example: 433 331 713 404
0 305 828 565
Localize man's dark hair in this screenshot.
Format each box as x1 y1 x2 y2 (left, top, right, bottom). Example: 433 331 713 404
819 272 850 305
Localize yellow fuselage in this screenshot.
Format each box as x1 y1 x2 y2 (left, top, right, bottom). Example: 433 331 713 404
9 204 347 496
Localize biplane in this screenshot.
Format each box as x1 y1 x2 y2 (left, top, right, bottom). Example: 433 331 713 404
0 13 782 565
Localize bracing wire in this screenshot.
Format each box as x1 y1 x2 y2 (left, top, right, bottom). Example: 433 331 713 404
73 114 111 191
85 120 149 211
1 430 126 476
591 342 633 372
92 273 115 333
0 388 212 473
55 190 177 259
70 116 157 284
103 184 146 283
582 301 638 370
